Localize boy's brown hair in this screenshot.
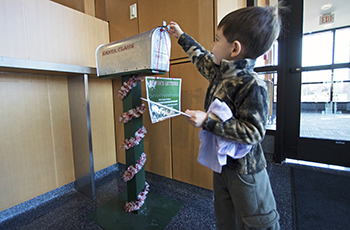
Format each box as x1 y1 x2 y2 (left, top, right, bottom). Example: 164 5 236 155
218 5 282 59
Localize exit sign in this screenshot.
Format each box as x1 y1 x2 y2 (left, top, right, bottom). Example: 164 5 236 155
320 13 335 25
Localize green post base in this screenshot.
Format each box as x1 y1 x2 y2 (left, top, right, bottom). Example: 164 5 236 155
121 75 146 213
87 191 183 229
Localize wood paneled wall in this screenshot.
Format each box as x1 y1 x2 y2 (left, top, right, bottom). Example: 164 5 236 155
0 73 116 211
0 0 109 67
171 62 212 189
50 0 85 13
105 0 139 42
0 73 115 212
0 74 74 211
138 0 215 60
0 0 114 212
89 78 116 172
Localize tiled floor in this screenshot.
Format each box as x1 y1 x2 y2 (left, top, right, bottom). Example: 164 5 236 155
300 112 350 141
1 162 294 230
267 112 350 141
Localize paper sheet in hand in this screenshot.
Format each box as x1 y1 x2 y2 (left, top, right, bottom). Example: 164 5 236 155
145 77 184 123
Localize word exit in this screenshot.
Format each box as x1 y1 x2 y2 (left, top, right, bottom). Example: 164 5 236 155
320 13 335 25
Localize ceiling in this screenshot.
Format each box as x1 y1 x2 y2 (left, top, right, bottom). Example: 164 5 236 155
303 0 350 33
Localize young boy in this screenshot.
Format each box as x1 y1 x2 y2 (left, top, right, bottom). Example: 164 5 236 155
167 5 281 230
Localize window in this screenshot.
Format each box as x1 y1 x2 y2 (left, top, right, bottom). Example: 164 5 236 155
300 26 350 140
301 27 350 105
255 41 279 130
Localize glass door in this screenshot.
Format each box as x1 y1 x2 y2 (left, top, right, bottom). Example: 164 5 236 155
300 26 350 141
276 0 350 167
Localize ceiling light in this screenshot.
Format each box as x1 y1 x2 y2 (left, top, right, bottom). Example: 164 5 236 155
321 3 332 11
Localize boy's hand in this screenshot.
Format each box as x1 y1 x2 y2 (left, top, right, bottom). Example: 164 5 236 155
185 109 208 128
167 21 184 39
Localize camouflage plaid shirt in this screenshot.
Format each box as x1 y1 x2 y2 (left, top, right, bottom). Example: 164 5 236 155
178 33 268 174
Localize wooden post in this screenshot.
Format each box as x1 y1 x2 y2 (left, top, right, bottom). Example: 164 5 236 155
121 75 146 213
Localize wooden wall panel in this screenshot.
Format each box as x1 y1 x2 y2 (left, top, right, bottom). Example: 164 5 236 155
141 76 172 178
112 78 125 164
0 0 28 59
89 78 117 172
138 0 215 61
95 0 107 21
0 73 117 212
171 62 213 190
50 0 85 13
105 0 139 42
25 0 109 67
0 73 74 212
0 0 109 67
46 76 75 187
83 0 96 16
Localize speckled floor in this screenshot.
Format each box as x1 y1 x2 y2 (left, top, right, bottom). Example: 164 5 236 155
0 162 294 230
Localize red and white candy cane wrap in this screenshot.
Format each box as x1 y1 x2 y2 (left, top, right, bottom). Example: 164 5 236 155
120 126 147 150
119 104 146 123
118 76 144 100
124 182 150 212
123 153 146 182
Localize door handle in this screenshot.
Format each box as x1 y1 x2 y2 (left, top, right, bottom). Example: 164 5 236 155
290 67 302 73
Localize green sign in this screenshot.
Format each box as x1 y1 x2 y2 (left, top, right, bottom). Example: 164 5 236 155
145 76 182 123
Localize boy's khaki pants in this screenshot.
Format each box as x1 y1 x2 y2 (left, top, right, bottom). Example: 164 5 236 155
213 167 280 230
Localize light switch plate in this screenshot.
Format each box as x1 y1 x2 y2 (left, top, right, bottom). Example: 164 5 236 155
130 3 137 20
